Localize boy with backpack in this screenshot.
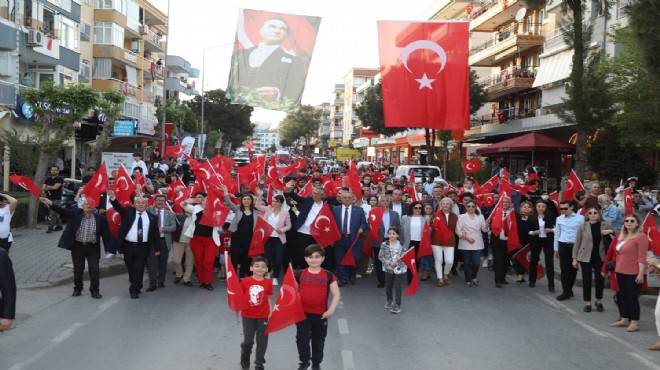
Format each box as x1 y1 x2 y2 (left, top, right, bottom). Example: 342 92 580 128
294 245 341 370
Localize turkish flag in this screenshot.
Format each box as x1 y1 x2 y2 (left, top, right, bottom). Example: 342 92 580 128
623 187 634 216
372 172 387 184
265 157 285 191
377 21 470 130
562 169 585 201
298 179 314 197
642 214 660 255
80 162 109 208
167 177 186 201
513 245 545 280
443 184 458 197
548 191 559 210
199 188 230 227
183 153 201 171
417 221 433 258
134 171 146 194
265 266 307 335
462 159 481 174
477 175 499 195
9 175 42 197
225 251 245 317
104 198 121 238
191 180 206 196
112 165 136 207
346 160 363 198
400 247 419 295
164 145 184 158
310 203 341 247
476 193 496 208
172 187 191 214
210 154 236 171
340 230 363 266
505 211 521 252
432 213 454 245
249 216 276 258
323 174 339 197
498 168 512 198
278 158 307 177
367 208 386 249
512 183 538 196
489 198 504 237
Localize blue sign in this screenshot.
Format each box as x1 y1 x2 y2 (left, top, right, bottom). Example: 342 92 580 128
111 120 136 137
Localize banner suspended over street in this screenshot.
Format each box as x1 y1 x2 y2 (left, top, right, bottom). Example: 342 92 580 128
227 9 322 113
377 21 470 130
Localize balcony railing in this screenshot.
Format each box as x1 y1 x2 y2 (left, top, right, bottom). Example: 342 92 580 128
478 65 538 87
470 23 543 54
147 29 164 47
469 112 564 136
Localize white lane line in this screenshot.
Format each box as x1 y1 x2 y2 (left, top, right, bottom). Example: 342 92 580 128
628 352 660 370
9 343 58 370
51 323 84 343
338 318 349 335
342 350 356 370
91 296 120 320
535 293 562 309
572 318 607 337
338 300 345 309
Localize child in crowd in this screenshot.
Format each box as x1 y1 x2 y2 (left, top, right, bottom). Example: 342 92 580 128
217 224 232 280
240 257 272 370
294 245 341 370
378 227 407 314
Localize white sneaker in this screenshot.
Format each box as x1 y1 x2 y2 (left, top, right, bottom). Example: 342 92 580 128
272 278 278 286
384 300 392 309
482 259 488 268
356 274 363 279
105 253 115 259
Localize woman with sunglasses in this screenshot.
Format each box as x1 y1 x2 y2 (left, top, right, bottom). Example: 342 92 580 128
528 200 556 291
254 189 292 286
572 207 615 312
430 198 457 287
456 200 488 287
400 201 430 284
608 214 648 332
222 185 258 278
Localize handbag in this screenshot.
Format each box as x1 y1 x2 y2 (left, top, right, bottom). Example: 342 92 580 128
605 261 616 272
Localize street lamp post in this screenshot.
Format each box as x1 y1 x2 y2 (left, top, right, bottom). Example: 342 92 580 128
200 43 233 159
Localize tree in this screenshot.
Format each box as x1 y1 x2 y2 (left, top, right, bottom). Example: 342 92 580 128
21 82 100 227
278 105 321 156
86 90 125 168
355 82 406 137
600 26 660 150
627 0 660 83
0 128 40 176
186 89 254 152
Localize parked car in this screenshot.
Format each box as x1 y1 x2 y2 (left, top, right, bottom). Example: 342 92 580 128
394 165 447 186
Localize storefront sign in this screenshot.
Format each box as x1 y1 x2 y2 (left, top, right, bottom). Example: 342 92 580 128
111 120 136 137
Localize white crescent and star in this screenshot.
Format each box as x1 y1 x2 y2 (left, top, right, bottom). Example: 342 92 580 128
566 180 574 191
117 177 129 191
466 163 476 171
199 168 211 181
95 174 104 188
401 40 448 90
314 215 331 229
111 212 121 225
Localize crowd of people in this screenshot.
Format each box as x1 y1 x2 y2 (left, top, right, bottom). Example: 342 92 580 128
1 152 659 368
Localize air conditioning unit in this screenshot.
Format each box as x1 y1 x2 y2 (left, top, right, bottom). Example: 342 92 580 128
139 25 149 35
130 40 140 52
27 29 44 46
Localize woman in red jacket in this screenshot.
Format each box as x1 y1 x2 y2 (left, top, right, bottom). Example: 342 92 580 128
608 214 648 332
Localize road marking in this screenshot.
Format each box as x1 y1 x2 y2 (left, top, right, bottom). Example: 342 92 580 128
572 318 607 337
91 296 119 320
342 350 355 370
9 343 58 370
338 300 345 309
51 323 84 343
338 318 349 335
628 352 660 370
535 293 562 309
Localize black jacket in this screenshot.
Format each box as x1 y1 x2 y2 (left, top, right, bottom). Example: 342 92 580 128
110 198 162 254
50 204 114 251
0 248 16 320
287 192 338 231
528 213 557 246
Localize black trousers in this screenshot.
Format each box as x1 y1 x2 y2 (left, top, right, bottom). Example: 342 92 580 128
295 233 318 270
372 247 385 285
0 237 12 252
580 258 604 302
123 242 150 294
616 273 641 321
530 238 554 286
406 240 421 284
231 233 253 278
241 317 269 367
296 313 328 367
491 237 508 283
558 243 577 295
508 248 526 275
148 238 169 285
71 242 101 292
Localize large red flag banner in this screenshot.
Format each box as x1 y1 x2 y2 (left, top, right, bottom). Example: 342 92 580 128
377 21 470 130
227 9 322 113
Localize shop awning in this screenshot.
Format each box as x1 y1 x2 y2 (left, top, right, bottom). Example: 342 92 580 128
532 49 574 87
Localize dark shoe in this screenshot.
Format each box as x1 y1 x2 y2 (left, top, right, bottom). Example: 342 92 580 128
548 286 556 293
349 277 357 285
338 282 348 287
199 283 207 289
495 283 504 288
501 280 509 285
556 294 570 301
255 366 265 370
583 305 592 312
91 291 102 299
450 268 459 277
54 226 63 231
158 282 165 289
205 283 214 291
528 282 536 288
46 228 52 234
130 293 139 299
569 291 574 297
72 290 82 297
377 283 386 288
146 285 157 292
297 362 311 370
596 303 604 312
173 277 182 284
312 366 321 370
240 358 250 370
183 281 194 287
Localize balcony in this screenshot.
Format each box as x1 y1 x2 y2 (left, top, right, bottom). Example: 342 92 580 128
332 98 344 106
0 80 16 107
143 29 164 52
470 0 526 32
478 66 538 100
165 77 198 96
543 27 569 53
468 112 569 138
469 23 544 67
92 78 141 99
93 45 139 68
166 55 191 74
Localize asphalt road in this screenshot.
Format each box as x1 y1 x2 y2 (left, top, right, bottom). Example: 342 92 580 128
2 272 660 370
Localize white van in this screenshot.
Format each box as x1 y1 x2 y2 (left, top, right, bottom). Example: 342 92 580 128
394 165 447 186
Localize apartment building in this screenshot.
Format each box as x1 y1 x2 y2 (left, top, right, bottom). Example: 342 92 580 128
253 127 279 152
316 102 331 151
341 67 379 144
329 83 344 142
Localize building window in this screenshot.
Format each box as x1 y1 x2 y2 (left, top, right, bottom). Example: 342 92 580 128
95 0 127 15
80 61 90 81
94 22 124 48
122 99 140 118
80 21 91 41
59 16 79 51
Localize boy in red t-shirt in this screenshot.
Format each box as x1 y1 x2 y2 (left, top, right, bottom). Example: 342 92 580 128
295 245 341 370
240 257 272 370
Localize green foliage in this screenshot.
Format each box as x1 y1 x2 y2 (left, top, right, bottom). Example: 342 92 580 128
278 105 321 149
87 89 125 167
355 82 407 137
627 0 660 83
469 69 488 115
186 89 254 149
600 25 660 150
10 194 49 228
0 128 39 175
228 89 299 113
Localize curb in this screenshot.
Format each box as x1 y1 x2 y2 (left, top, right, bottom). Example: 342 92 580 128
19 261 127 290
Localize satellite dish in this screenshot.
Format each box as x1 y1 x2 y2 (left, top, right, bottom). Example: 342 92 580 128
515 8 527 22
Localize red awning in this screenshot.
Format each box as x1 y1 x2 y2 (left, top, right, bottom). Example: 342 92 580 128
476 132 575 157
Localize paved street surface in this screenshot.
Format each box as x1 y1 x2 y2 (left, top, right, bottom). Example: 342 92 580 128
3 268 660 370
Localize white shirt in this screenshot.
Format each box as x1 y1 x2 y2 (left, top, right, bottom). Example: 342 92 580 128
130 160 149 176
299 201 324 235
538 217 546 238
159 163 169 173
410 216 423 241
156 208 165 237
340 206 352 234
249 43 279 68
392 203 403 218
267 212 279 237
126 211 150 242
0 206 12 239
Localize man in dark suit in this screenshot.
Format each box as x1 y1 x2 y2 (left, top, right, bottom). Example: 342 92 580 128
227 17 306 104
0 248 16 332
40 197 114 298
108 191 162 299
332 191 367 286
145 194 176 292
389 189 409 218
370 195 401 288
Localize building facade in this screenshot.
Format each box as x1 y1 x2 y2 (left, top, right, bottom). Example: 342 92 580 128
253 127 279 152
341 67 379 144
329 83 344 142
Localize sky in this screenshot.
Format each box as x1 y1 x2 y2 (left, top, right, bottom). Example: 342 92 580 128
152 0 437 126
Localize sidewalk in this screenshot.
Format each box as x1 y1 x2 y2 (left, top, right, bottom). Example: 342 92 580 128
9 223 126 290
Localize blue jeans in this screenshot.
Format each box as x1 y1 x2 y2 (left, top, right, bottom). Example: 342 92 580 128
461 250 481 282
264 237 285 279
419 255 434 272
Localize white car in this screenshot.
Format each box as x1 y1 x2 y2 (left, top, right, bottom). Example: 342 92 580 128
394 165 447 186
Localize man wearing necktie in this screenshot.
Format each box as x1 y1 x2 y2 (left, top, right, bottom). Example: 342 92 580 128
332 191 367 286
108 191 162 299
490 196 513 288
146 194 176 292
